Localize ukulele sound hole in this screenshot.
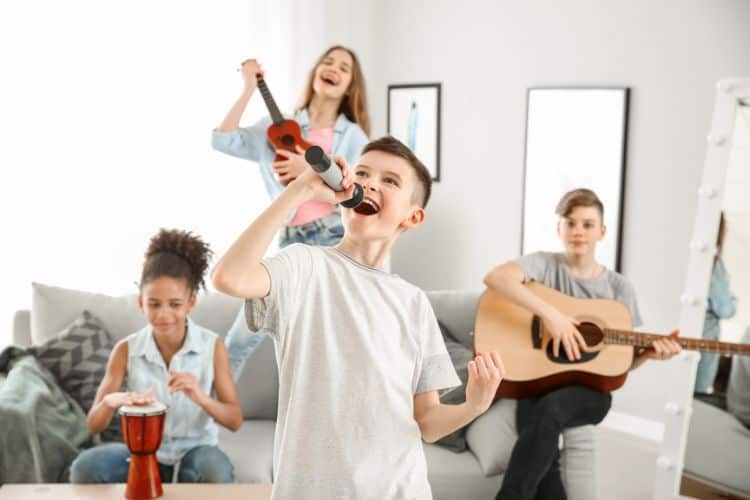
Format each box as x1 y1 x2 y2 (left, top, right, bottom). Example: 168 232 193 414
281 134 295 146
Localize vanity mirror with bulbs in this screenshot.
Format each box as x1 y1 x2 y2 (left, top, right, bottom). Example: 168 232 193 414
654 78 750 500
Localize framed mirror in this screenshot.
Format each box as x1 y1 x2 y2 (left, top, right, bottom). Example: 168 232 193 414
522 87 629 271
656 79 750 500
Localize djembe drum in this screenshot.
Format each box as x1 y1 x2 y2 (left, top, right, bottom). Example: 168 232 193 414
120 401 167 499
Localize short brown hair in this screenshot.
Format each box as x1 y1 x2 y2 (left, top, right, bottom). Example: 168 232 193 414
555 188 604 219
361 136 432 208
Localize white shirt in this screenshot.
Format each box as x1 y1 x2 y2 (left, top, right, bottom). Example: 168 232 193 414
246 245 460 500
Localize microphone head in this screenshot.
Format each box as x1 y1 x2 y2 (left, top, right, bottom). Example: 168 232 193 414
341 183 365 209
304 146 328 173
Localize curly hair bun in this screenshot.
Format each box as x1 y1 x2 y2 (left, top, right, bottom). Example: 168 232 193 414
141 228 213 292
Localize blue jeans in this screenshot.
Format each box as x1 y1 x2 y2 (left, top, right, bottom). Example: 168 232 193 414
695 323 721 393
279 211 344 248
226 306 265 381
70 443 234 483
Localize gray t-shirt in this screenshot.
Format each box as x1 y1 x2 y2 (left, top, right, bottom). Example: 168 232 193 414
245 244 460 500
516 251 643 327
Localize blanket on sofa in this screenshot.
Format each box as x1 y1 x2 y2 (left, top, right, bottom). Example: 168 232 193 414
0 346 91 483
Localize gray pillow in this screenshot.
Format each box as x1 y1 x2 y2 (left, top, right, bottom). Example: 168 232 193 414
236 335 279 420
465 398 518 476
435 320 474 452
28 310 122 441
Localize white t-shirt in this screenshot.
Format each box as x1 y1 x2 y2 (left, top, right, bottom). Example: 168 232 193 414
245 244 460 500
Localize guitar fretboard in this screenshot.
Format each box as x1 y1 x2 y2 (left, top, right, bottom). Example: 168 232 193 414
256 77 285 125
603 329 750 356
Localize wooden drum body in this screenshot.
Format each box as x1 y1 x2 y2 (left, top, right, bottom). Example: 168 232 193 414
120 402 167 499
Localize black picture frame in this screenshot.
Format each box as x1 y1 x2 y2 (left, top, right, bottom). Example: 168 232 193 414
387 83 442 182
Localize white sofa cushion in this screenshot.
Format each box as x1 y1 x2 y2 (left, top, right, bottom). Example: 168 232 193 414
465 398 518 476
31 282 241 344
219 419 275 484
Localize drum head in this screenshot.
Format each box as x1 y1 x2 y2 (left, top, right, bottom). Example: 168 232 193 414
119 400 167 417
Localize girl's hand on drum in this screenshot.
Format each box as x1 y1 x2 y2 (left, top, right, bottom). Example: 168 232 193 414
168 369 204 403
103 387 156 409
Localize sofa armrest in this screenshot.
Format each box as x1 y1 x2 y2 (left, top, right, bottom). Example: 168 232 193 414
13 310 31 347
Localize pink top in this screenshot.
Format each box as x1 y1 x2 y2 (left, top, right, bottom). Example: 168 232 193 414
287 127 335 226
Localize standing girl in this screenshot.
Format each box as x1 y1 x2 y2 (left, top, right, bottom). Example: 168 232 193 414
213 46 370 378
212 45 370 248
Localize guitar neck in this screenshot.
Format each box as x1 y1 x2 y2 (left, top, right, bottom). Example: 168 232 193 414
256 77 285 125
603 329 750 356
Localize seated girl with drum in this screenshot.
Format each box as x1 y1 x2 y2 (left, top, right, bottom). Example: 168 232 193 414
70 229 242 484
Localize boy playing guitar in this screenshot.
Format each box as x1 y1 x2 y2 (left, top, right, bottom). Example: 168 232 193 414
484 188 681 500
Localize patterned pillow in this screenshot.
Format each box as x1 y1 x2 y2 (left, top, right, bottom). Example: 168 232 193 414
29 310 122 441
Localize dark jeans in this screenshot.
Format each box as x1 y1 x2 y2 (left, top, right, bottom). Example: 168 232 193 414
496 386 612 500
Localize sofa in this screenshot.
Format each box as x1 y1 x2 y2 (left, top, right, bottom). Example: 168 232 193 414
682 398 750 498
12 282 593 500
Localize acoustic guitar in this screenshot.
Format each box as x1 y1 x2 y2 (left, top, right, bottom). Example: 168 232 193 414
255 75 313 185
474 281 750 399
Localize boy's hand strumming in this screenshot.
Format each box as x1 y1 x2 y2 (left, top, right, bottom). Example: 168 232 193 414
465 352 505 416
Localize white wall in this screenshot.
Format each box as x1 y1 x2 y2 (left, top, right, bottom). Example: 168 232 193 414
353 0 750 422
0 0 291 346
0 0 376 347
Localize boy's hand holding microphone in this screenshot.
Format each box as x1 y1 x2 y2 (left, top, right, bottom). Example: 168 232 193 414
288 145 364 207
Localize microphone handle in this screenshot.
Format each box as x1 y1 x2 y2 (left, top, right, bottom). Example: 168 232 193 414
304 146 364 208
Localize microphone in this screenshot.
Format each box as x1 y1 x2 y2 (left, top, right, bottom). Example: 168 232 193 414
304 146 364 208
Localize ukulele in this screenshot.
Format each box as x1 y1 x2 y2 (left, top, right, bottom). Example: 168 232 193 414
255 75 313 185
474 281 750 399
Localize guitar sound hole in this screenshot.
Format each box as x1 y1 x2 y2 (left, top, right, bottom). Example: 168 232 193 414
545 343 599 364
544 321 602 363
281 135 295 146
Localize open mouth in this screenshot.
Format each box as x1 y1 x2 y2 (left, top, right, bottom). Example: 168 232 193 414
321 72 339 86
353 197 380 216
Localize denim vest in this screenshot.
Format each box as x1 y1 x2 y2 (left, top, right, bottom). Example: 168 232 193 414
126 318 219 464
211 109 369 217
